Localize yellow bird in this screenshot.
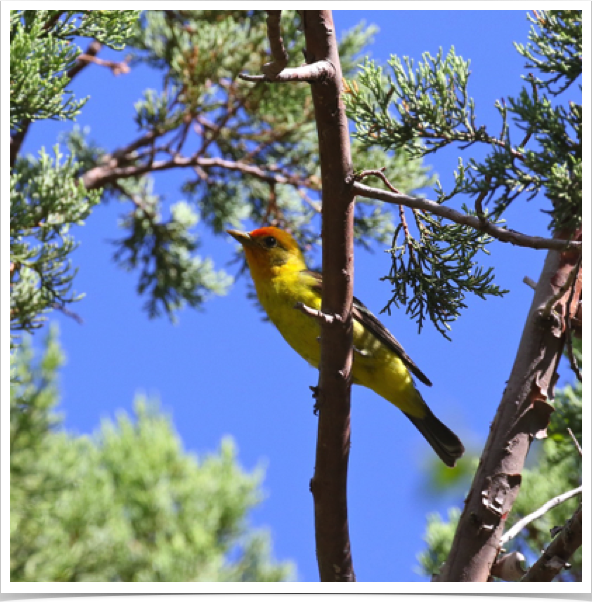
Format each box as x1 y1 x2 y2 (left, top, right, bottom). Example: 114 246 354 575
228 226 464 467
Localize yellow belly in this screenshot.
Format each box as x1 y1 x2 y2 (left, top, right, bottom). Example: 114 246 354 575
257 272 323 367
256 275 425 418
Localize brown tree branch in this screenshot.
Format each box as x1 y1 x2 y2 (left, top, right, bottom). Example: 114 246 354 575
239 61 335 83
72 52 130 76
41 11 65 34
521 505 582 582
352 181 581 252
66 40 103 79
262 11 289 77
356 168 401 194
82 154 316 191
434 228 582 581
10 123 31 170
301 10 356 582
110 130 163 161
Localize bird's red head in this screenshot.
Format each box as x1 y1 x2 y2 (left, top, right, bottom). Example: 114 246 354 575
227 226 306 279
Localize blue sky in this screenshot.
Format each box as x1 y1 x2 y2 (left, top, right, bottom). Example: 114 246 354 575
15 10 580 583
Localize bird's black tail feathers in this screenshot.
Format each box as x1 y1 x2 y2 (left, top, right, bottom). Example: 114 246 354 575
405 407 465 467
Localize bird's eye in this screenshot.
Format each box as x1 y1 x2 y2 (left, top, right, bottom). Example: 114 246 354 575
263 236 277 248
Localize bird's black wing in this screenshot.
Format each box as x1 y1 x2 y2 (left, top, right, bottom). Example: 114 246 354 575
351 299 432 386
304 270 432 387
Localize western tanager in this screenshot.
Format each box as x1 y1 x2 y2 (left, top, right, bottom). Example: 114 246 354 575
228 226 464 467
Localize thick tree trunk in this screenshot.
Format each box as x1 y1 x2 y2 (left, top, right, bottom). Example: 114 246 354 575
302 10 356 582
437 229 582 581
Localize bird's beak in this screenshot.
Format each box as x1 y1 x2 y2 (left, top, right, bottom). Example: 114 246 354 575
227 229 255 247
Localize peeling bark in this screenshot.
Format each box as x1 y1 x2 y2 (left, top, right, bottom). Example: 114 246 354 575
436 229 582 582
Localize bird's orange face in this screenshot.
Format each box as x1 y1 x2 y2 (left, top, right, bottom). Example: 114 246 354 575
227 226 306 279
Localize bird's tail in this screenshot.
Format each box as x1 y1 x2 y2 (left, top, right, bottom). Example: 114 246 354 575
404 406 465 467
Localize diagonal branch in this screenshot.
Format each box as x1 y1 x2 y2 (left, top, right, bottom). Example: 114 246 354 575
499 486 582 546
434 226 582 582
66 40 103 79
110 130 163 161
567 428 582 456
352 181 581 252
521 504 582 582
71 51 130 76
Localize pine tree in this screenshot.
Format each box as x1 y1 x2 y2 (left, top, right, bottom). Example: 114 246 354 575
10 10 432 333
10 9 431 583
10 329 293 582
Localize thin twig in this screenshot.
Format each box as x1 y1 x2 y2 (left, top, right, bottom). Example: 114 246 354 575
523 276 538 290
192 165 211 184
356 168 401 194
355 167 412 254
567 428 582 457
571 299 582 337
399 205 411 242
110 130 162 161
474 175 493 219
51 303 84 325
263 181 284 225
66 40 103 79
297 188 322 213
500 486 582 546
243 119 311 162
352 181 581 252
168 119 191 156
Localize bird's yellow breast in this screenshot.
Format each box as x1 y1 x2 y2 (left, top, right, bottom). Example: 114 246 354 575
253 269 423 417
255 269 323 367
